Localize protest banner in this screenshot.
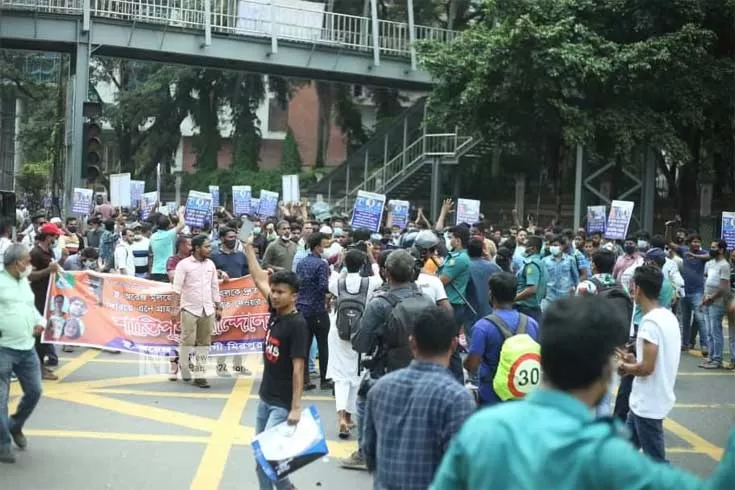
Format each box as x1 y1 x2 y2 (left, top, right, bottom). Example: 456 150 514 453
232 186 252 216
42 272 269 357
603 200 635 240
184 190 213 228
110 173 132 207
722 212 735 250
456 198 480 225
140 191 158 220
586 205 607 234
389 199 410 229
71 188 94 215
258 190 279 218
130 180 145 207
350 190 386 232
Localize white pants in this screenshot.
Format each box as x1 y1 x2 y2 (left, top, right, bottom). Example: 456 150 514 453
334 379 358 414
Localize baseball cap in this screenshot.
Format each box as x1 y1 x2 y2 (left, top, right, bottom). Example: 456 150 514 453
319 225 333 235
39 223 62 236
50 217 62 225
645 247 667 267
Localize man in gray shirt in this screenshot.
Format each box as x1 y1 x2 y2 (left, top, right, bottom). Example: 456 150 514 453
701 239 731 369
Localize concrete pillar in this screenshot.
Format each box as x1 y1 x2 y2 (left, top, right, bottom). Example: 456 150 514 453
13 98 24 191
430 157 440 221
65 41 91 215
573 145 583 230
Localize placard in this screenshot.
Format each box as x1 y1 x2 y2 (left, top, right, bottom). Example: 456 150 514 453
130 180 145 207
232 186 252 216
282 174 300 204
71 188 94 215
586 205 607 234
722 212 735 251
603 200 635 240
184 190 213 228
389 200 410 229
109 173 131 208
456 198 480 225
140 192 158 220
209 185 220 207
257 190 279 218
350 190 386 233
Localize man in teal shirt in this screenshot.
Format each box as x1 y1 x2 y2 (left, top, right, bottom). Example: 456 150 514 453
431 296 735 489
148 207 185 282
514 235 546 324
0 244 47 464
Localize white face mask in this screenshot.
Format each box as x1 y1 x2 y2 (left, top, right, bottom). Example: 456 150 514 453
549 245 562 256
20 264 32 279
637 240 648 250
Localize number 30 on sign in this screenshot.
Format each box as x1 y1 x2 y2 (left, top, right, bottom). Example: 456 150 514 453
507 352 542 398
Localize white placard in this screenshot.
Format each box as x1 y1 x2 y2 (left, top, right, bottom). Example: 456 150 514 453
109 173 132 208
282 174 300 204
456 198 480 225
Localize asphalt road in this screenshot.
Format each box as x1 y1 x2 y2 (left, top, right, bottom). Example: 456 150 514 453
3 348 733 489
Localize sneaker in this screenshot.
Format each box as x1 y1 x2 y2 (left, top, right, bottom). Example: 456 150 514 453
304 382 317 391
233 365 252 376
0 446 15 464
699 360 722 369
340 451 367 471
216 366 232 378
193 378 211 389
62 345 75 353
320 379 334 391
42 368 58 381
168 361 179 382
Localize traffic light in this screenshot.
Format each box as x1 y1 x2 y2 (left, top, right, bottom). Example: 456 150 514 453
83 121 102 181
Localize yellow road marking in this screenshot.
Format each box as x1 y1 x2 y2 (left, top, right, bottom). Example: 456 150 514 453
24 429 210 444
90 388 232 399
678 372 734 376
53 349 100 381
190 378 253 490
664 418 723 461
48 391 239 436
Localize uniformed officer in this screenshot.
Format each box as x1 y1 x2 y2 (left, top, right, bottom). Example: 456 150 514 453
513 235 547 324
438 225 472 330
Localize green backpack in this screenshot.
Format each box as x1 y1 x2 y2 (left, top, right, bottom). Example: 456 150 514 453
486 313 542 401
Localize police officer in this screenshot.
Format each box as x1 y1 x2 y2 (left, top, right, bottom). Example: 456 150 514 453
513 235 547 324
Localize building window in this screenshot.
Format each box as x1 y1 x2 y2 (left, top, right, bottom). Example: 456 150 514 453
268 98 288 133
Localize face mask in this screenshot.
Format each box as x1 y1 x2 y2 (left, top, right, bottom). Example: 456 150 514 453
67 226 77 233
253 227 261 235
281 233 291 241
333 227 343 236
624 244 636 255
391 232 400 239
84 260 96 270
637 240 648 250
20 264 32 279
223 239 236 249
710 249 718 258
549 246 561 256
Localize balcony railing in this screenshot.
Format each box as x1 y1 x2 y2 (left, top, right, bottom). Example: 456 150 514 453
0 0 458 59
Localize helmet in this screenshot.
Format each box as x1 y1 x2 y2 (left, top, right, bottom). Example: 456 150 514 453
399 230 419 249
414 230 440 250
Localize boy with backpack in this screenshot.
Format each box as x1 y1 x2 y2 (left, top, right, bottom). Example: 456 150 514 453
464 271 541 406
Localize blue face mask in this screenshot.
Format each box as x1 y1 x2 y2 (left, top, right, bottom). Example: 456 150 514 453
253 227 261 235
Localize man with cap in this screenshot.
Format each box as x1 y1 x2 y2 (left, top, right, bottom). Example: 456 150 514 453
28 222 63 379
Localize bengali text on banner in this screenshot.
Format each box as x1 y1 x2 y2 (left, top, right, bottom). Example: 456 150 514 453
42 271 269 357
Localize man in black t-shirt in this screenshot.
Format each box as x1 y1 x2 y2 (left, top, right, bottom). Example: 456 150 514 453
245 239 308 490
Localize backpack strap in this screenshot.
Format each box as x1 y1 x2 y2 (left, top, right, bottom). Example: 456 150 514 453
589 276 604 290
516 313 529 335
357 277 370 297
484 314 513 340
337 277 347 296
379 292 402 309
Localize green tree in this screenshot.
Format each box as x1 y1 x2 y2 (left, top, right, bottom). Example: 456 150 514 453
419 0 726 221
280 128 303 173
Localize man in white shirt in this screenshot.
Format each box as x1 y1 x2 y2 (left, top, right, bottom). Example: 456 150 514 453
618 264 681 463
114 228 136 276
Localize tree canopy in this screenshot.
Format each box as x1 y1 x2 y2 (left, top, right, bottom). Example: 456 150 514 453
419 0 735 223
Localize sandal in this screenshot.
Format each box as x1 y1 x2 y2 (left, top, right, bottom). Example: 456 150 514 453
338 422 350 439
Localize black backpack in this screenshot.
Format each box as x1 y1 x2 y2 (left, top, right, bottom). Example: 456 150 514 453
379 285 436 372
335 277 370 341
590 277 634 323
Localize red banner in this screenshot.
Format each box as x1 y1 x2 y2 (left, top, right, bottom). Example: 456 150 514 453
43 271 268 357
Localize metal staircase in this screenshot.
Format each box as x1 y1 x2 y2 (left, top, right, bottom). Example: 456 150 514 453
309 97 482 210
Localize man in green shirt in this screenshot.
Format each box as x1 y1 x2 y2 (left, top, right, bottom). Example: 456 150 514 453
431 295 735 489
0 244 46 464
438 225 472 326
514 235 547 324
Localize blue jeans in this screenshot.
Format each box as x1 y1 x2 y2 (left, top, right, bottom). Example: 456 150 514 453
0 347 43 449
679 293 706 349
626 412 666 463
254 400 292 490
705 303 725 363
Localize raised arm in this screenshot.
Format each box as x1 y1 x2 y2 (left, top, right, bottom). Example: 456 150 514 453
244 239 271 298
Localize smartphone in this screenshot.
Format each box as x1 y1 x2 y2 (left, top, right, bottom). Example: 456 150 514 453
238 218 255 242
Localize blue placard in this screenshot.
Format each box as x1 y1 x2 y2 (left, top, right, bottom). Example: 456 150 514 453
257 190 279 219
351 191 386 233
209 185 220 207
184 190 213 228
389 200 410 229
604 200 634 240
232 186 252 216
130 181 145 207
722 212 735 250
586 205 606 234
